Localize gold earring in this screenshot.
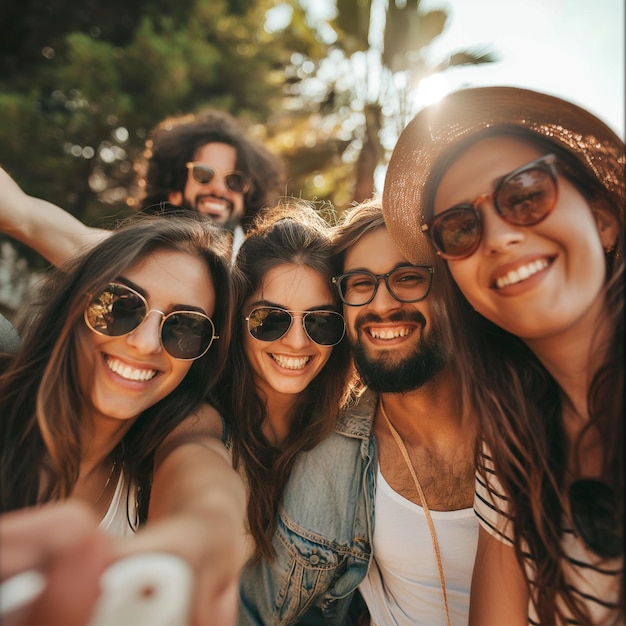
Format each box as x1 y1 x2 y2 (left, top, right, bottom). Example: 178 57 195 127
604 245 615 254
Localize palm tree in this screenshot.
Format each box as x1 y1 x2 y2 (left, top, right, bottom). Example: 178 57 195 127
276 0 498 207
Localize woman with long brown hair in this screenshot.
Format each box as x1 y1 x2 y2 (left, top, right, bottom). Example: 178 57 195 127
0 170 354 622
215 201 352 567
0 215 246 624
383 86 624 625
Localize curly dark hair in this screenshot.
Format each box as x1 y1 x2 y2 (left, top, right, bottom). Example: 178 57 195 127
135 109 286 231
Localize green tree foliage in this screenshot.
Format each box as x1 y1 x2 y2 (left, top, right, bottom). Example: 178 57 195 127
0 0 324 230
0 0 498 314
0 0 332 313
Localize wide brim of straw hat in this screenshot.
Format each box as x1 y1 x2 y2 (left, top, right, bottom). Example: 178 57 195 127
382 86 625 265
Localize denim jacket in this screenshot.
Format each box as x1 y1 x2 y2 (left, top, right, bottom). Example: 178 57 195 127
238 389 379 625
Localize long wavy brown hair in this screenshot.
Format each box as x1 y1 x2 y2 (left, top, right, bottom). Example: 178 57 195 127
216 200 352 564
428 130 624 623
0 214 232 525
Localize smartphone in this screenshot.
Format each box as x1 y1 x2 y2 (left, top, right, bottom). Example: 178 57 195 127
0 553 193 626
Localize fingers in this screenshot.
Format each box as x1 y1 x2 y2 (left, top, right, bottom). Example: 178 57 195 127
27 527 113 626
116 514 245 626
1 501 115 626
1 501 103 578
1 501 245 626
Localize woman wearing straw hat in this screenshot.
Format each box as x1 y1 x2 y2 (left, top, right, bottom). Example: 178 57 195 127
383 86 623 625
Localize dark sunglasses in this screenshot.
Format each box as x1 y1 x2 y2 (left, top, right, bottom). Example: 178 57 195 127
245 307 345 346
332 265 434 307
568 478 622 559
84 283 218 361
422 154 559 260
185 162 251 193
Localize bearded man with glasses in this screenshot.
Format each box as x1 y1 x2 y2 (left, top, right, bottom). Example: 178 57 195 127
239 197 479 626
138 109 285 251
0 109 284 265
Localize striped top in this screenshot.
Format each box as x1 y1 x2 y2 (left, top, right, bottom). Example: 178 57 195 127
474 447 621 625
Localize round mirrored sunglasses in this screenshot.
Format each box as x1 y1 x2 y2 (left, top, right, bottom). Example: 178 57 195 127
568 478 622 559
185 162 251 193
245 307 345 346
84 283 218 361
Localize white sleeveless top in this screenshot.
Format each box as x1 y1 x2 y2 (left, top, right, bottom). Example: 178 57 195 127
98 473 138 538
359 466 478 625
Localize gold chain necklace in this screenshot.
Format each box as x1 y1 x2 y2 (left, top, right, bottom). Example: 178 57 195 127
94 458 117 506
379 399 451 626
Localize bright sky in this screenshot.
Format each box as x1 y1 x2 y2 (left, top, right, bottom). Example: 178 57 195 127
422 0 625 137
300 0 625 137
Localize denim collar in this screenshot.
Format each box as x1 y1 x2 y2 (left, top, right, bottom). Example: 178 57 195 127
335 388 377 440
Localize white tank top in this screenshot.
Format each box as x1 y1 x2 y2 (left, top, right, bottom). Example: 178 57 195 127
99 473 138 539
359 466 478 625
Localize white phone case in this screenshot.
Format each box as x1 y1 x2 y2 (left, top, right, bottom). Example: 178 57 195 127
87 553 193 626
0 553 193 625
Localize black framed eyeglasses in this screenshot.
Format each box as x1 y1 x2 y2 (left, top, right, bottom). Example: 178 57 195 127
332 266 434 307
85 283 218 361
568 478 622 559
422 153 559 260
185 162 251 193
245 307 345 346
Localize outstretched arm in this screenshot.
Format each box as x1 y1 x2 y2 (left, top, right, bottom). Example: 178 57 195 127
120 403 247 626
0 167 110 266
0 405 246 626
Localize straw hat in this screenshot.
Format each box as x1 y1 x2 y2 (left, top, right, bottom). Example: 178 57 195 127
382 86 625 265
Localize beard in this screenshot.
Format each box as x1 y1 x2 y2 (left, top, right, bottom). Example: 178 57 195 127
192 194 239 232
351 311 447 394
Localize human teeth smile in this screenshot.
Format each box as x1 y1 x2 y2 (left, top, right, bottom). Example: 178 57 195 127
200 200 227 213
271 354 311 369
369 326 413 340
105 356 157 381
495 259 550 289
